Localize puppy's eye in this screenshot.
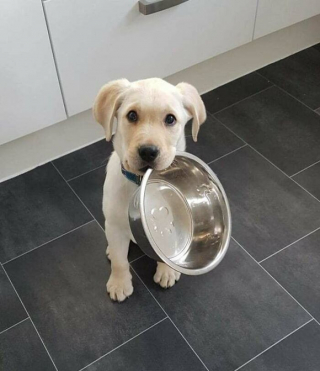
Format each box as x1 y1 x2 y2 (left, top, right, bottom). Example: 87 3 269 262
127 110 138 122
165 114 176 126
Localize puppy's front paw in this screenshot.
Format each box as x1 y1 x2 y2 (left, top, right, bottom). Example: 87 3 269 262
154 262 181 289
107 271 133 302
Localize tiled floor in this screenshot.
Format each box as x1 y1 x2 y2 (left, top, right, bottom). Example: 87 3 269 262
1 45 320 371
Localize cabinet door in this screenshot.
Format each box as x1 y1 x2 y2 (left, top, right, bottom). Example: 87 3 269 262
44 0 257 116
254 0 320 39
0 0 66 145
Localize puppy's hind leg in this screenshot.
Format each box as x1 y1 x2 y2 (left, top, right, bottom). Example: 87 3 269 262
105 223 133 302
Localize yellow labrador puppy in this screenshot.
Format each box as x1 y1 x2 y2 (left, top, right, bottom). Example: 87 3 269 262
93 78 206 301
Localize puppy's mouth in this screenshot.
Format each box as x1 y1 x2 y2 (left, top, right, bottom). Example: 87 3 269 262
137 161 171 174
124 153 175 175
122 160 151 176
138 165 150 174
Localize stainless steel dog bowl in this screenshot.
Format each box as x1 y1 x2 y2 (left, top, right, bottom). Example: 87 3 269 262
128 152 231 275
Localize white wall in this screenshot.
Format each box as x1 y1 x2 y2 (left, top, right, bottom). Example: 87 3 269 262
0 14 320 182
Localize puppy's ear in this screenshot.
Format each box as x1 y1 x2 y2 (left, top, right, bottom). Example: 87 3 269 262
176 82 206 142
93 79 130 141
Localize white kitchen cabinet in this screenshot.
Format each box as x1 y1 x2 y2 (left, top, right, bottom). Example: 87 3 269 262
0 0 66 145
254 0 320 39
44 0 257 116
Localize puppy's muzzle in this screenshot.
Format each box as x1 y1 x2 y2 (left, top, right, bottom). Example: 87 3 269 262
138 145 159 163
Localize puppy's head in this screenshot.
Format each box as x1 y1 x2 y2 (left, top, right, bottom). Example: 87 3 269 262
93 78 206 174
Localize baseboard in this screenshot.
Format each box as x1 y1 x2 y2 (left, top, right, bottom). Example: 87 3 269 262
1 14 320 182
165 14 320 94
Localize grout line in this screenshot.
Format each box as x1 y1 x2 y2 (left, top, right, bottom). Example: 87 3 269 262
212 115 320 322
207 144 247 165
0 136 106 184
233 318 314 371
212 85 274 116
51 162 106 234
2 265 59 370
290 159 320 178
213 116 320 205
2 220 94 265
231 237 320 326
276 85 320 113
0 317 30 335
252 71 273 85
251 0 260 41
78 317 168 371
249 146 320 204
41 1 68 117
130 266 210 371
129 254 146 264
67 164 107 182
212 115 254 143
259 226 320 264
255 71 318 113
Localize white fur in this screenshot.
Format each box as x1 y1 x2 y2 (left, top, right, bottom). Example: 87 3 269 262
94 78 206 301
103 139 185 301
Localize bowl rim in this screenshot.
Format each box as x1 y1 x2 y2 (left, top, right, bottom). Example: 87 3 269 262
139 151 232 275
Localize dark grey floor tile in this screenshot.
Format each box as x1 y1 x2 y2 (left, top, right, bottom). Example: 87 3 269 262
53 140 113 181
262 229 320 322
0 319 56 371
210 147 320 261
316 107 320 115
241 321 320 371
69 166 106 227
184 118 193 136
5 222 164 371
132 240 310 371
258 47 320 109
0 266 26 333
69 167 143 262
201 72 272 114
0 163 92 263
86 319 206 371
215 86 320 175
313 43 320 53
186 114 244 163
293 162 320 200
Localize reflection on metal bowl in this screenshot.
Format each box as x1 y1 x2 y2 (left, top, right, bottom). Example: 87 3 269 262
129 152 231 275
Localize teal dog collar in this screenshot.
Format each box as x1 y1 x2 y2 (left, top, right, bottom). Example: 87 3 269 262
121 165 143 186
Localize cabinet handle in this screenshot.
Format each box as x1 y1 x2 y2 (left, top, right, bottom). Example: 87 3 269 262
139 0 189 15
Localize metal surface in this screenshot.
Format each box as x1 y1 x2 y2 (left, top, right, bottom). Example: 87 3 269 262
138 0 189 15
129 152 231 275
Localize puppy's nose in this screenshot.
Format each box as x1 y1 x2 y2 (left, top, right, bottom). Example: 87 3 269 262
138 145 159 163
